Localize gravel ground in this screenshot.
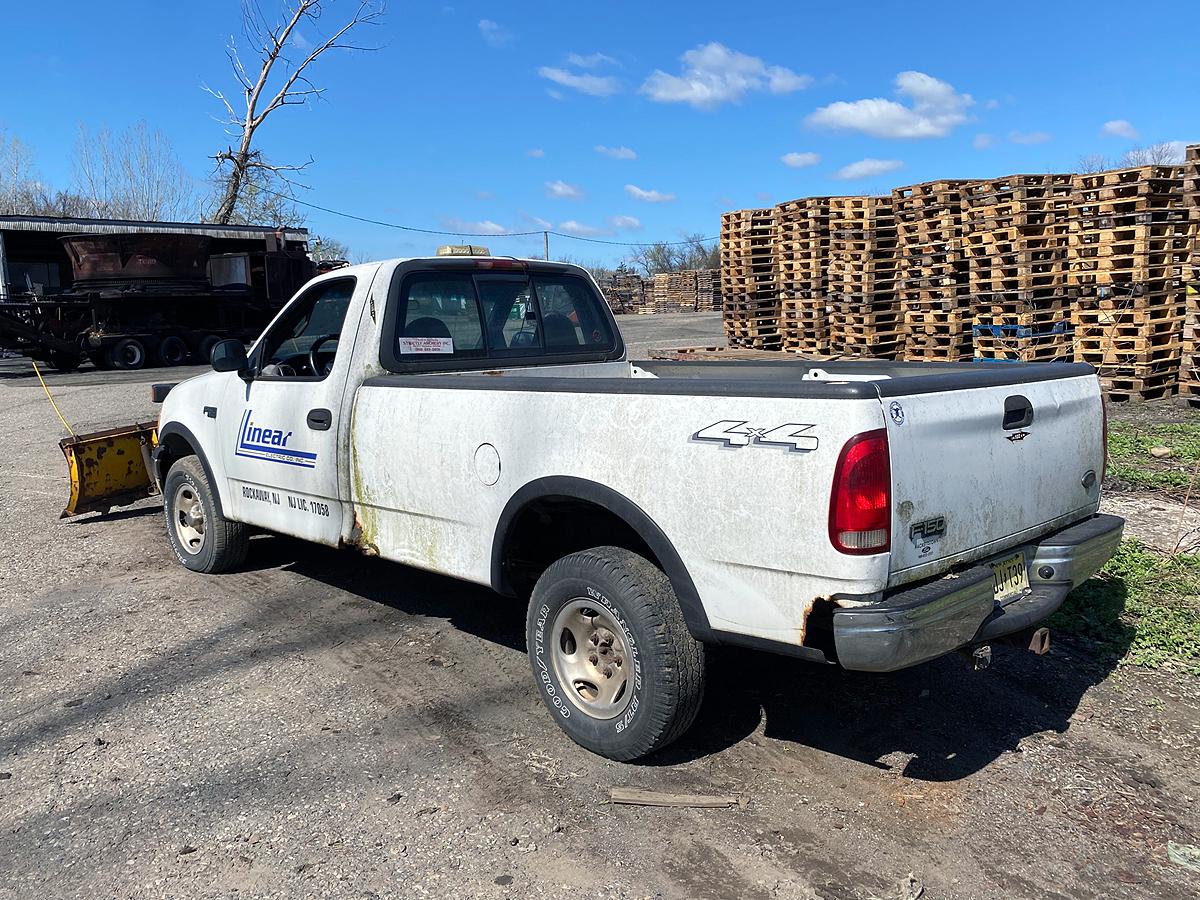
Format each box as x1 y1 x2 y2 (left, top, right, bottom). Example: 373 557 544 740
2 316 1199 899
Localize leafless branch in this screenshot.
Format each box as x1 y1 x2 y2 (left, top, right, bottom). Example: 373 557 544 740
207 0 384 224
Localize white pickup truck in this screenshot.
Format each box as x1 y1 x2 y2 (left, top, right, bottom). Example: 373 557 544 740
152 256 1124 760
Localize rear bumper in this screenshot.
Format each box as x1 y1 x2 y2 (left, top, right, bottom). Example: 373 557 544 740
832 513 1124 673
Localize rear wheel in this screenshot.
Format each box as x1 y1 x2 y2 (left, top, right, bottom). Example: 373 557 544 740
155 335 189 367
163 456 248 574
107 337 146 371
526 546 705 761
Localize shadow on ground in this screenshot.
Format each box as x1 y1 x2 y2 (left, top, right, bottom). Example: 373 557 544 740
259 535 1127 781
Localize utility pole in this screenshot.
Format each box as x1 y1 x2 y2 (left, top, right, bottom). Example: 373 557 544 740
543 231 549 261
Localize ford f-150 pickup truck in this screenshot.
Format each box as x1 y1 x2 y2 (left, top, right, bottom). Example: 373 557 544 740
152 255 1124 760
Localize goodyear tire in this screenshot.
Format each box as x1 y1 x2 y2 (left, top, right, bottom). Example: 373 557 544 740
163 456 248 574
527 547 705 761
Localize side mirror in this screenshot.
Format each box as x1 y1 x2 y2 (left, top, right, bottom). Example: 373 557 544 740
211 339 249 375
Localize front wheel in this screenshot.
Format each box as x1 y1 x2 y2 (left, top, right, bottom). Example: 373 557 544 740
526 547 705 761
163 456 249 573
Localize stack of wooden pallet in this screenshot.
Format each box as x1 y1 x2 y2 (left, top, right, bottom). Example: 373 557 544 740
894 180 976 361
1070 165 1189 401
827 196 902 358
775 197 831 355
965 174 1075 362
695 268 721 311
600 271 650 314
650 271 697 313
1181 145 1200 406
721 208 780 348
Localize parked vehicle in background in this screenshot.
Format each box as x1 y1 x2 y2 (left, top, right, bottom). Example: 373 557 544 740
150 253 1124 760
0 217 314 371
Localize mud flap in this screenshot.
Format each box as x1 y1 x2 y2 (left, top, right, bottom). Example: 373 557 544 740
59 422 159 518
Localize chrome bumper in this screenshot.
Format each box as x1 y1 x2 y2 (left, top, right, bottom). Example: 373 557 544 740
832 514 1125 673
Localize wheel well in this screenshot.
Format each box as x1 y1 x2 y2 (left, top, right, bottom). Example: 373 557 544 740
154 432 196 484
499 495 659 597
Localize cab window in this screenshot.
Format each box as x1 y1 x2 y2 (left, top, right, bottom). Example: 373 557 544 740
396 274 486 360
258 278 355 378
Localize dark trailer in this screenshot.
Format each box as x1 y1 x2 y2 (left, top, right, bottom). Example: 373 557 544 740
0 215 313 370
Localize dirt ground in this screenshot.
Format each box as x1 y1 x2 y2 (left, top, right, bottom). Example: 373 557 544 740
2 321 1199 899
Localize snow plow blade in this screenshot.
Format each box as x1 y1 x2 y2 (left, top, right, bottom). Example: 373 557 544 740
59 422 159 518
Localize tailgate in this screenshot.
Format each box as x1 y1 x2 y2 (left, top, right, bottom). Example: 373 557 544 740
882 373 1104 582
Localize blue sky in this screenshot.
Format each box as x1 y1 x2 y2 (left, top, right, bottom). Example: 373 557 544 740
1 0 1196 264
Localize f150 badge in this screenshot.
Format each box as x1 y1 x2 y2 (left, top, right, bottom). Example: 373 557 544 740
691 421 818 453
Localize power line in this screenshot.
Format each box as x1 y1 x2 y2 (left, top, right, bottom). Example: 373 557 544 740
259 184 719 247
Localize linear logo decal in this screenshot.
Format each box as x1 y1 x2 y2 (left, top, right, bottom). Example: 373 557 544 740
235 410 317 468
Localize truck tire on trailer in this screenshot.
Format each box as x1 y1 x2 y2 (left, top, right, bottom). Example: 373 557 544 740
155 335 189 367
107 338 147 371
526 546 705 761
196 334 221 365
163 456 249 574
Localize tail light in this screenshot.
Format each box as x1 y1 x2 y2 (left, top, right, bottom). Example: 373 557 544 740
829 429 891 554
1100 398 1108 482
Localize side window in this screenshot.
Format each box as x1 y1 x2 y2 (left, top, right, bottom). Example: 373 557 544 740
476 275 543 353
398 274 485 359
259 278 355 378
533 275 615 353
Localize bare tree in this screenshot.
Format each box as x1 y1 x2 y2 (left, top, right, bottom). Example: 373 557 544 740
1076 153 1112 174
73 122 199 220
624 233 718 275
205 0 384 225
1121 142 1186 166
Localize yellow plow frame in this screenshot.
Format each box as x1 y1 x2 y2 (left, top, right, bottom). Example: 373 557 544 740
59 421 159 518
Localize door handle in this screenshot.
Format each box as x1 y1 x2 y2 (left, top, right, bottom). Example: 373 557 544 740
307 408 332 431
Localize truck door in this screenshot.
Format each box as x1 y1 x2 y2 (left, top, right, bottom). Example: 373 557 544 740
217 275 358 545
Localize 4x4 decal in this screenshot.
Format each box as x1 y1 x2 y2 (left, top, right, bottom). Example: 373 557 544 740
691 420 818 453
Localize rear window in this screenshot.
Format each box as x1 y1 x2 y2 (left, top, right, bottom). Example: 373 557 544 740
387 268 617 369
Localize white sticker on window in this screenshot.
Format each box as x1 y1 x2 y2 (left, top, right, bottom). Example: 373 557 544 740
399 336 454 354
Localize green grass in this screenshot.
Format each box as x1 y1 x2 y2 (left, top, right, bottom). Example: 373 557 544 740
1106 421 1200 492
1051 540 1200 674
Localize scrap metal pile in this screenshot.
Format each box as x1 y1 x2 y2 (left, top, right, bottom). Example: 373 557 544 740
721 144 1200 402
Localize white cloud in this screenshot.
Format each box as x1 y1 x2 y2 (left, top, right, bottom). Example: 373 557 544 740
832 158 904 180
545 89 564 101
566 52 617 69
1102 119 1139 140
610 215 641 230
625 183 676 203
781 151 820 168
972 133 995 150
807 71 973 139
558 220 609 237
984 98 1000 110
1009 130 1051 145
478 19 513 47
444 217 509 235
526 148 545 158
595 144 637 160
537 66 620 97
639 42 811 110
475 189 495 200
545 180 584 200
522 213 553 230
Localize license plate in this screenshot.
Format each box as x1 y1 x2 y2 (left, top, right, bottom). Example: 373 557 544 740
991 552 1029 601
